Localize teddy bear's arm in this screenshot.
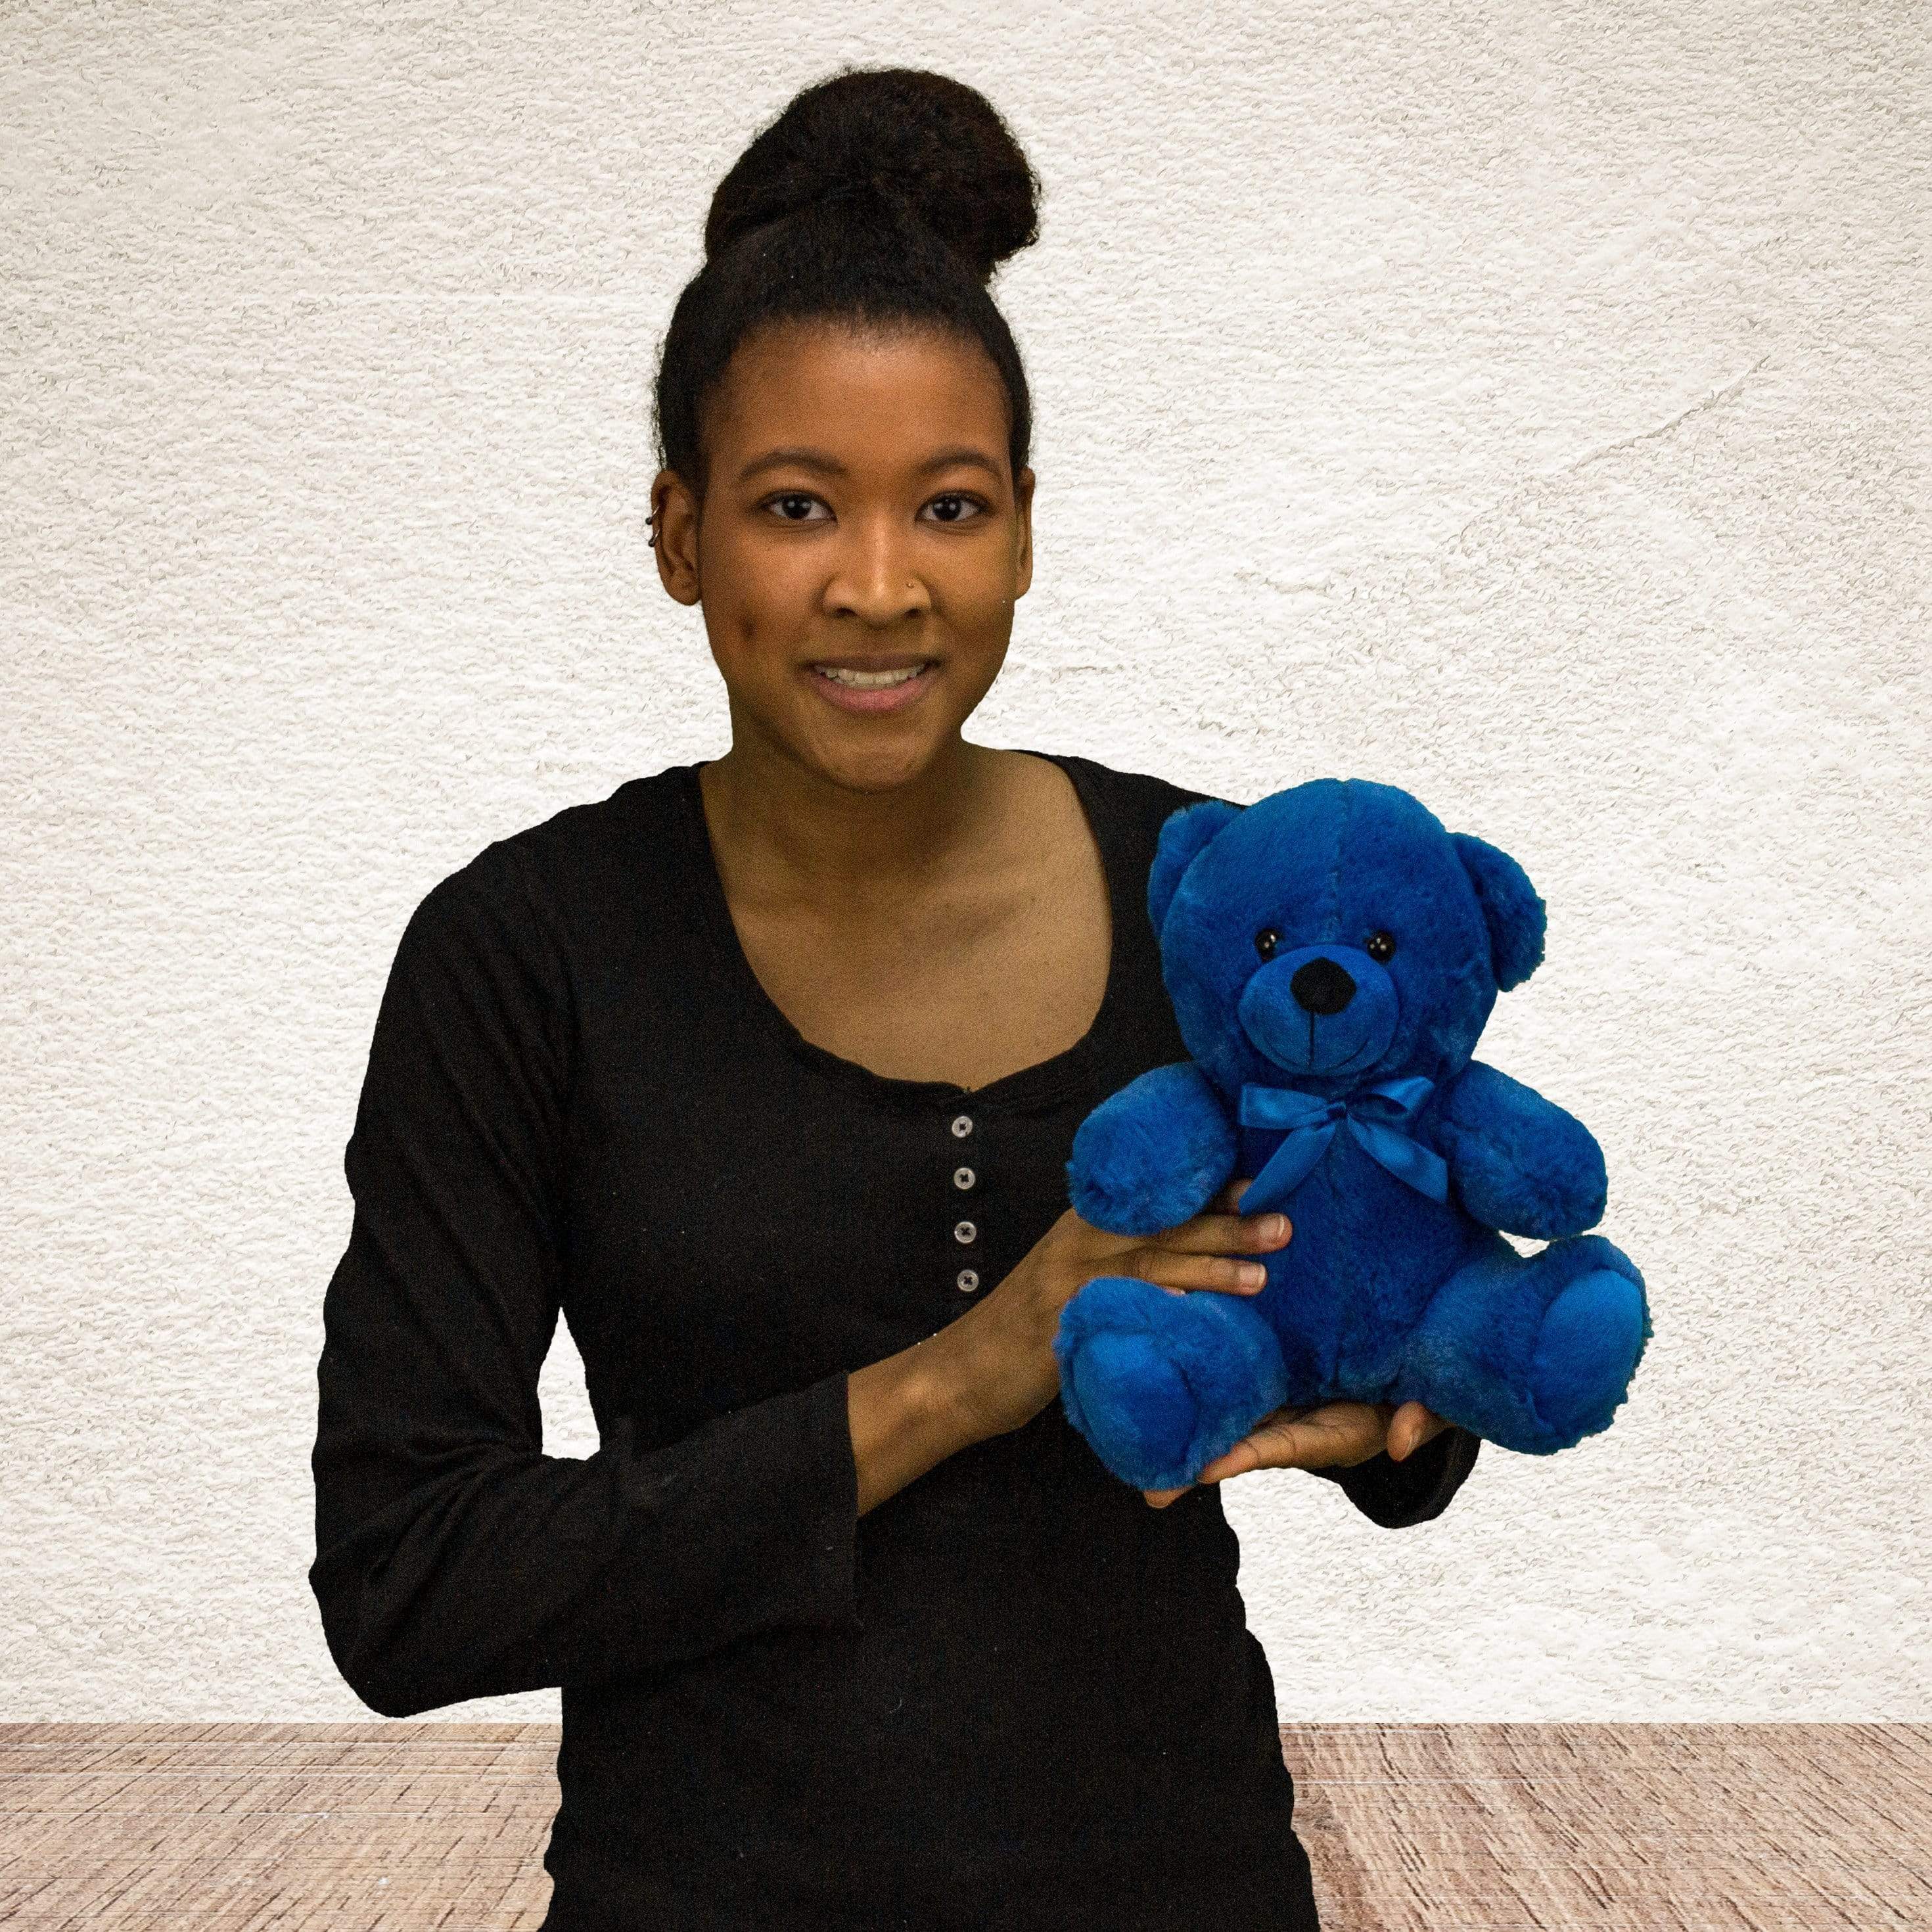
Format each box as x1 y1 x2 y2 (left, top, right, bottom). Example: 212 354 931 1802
1065 1062 1239 1237
1438 1060 1608 1239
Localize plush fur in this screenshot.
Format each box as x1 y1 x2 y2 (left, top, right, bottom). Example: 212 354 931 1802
1056 779 1651 1491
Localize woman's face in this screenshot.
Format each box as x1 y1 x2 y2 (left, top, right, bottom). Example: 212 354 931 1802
652 319 1034 794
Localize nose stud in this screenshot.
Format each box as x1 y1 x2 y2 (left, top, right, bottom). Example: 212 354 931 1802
1291 956 1356 1016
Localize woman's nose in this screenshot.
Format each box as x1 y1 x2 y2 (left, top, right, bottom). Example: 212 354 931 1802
825 522 932 623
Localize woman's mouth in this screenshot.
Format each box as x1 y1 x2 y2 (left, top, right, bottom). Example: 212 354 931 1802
805 660 938 714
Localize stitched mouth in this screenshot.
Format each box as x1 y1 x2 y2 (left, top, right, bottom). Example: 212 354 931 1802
1245 1011 1385 1080
1303 1033 1375 1078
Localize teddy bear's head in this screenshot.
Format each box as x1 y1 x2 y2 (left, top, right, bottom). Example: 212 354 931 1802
1148 779 1546 1099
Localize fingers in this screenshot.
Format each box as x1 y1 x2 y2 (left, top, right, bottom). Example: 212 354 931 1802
1145 1402 1456 1506
1143 1250 1271 1298
1389 1401 1450 1461
1156 1208 1291 1256
1123 1182 1291 1300
1197 1402 1382 1483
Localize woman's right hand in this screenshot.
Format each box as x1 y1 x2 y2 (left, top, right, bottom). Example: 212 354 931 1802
939 1179 1289 1444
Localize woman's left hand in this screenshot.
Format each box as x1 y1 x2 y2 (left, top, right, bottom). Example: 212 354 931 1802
1141 1398 1450 1508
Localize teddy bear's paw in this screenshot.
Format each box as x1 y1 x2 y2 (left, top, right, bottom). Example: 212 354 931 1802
1053 1274 1287 1490
1067 1326 1199 1482
1526 1263 1650 1444
1065 1065 1235 1237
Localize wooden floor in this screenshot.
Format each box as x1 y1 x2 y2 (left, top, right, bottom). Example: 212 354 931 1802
1 1722 1926 1929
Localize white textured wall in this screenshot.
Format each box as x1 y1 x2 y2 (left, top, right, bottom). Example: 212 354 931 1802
5 0 1926 1725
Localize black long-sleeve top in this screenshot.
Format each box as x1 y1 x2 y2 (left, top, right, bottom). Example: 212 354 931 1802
309 751 1480 1932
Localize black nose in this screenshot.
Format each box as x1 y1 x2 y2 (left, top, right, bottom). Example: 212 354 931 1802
1290 956 1356 1016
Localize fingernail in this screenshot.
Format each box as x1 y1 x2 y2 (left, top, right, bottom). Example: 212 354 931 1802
1240 1264 1266 1289
1261 1214 1288 1241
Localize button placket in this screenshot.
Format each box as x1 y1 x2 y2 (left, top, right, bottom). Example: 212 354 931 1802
948 1111 980 1290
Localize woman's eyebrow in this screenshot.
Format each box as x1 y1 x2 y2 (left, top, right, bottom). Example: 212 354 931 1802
735 445 1003 484
737 446 843 482
913 446 1003 480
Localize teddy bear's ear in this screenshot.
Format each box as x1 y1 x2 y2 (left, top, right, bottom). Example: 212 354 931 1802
1449 831 1547 991
1148 799 1243 934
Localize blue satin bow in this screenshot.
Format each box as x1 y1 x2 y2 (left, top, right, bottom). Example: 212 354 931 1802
1237 1074 1449 1214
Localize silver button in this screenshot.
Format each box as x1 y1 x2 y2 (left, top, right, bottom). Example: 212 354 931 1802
953 1166 976 1190
953 1220 977 1245
950 1114 973 1138
955 1268 980 1292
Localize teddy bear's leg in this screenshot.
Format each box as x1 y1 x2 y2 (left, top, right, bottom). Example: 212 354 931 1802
1053 1274 1290 1492
1404 1233 1651 1456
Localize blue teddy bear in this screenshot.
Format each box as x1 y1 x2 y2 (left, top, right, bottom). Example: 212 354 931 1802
1055 779 1653 1493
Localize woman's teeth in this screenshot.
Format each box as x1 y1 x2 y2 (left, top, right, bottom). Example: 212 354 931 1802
814 663 930 688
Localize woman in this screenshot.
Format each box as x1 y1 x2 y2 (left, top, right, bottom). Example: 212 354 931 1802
309 66 1478 1932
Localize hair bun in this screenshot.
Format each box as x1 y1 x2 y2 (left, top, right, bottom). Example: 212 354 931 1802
704 67 1040 285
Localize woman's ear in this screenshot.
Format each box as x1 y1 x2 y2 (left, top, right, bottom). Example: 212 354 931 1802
1148 800 1242 934
652 469 702 607
1449 831 1546 990
1012 465 1034 600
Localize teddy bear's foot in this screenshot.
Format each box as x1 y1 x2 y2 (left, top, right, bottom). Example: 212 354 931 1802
1408 1232 1650 1454
1053 1274 1289 1492
1066 1327 1195 1477
1526 1255 1651 1445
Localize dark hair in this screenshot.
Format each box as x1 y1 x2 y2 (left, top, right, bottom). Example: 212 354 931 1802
654 67 1041 503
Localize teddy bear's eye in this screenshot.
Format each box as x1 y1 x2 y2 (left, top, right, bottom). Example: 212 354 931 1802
1254 927 1281 960
1365 930 1397 963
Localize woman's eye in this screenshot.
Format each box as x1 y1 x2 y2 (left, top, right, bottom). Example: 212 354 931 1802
766 493 829 522
923 492 987 524
1365 930 1396 963
1254 927 1281 960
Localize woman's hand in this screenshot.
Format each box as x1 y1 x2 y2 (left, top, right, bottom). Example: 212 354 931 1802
938 1183 1293 1446
1141 1398 1453 1508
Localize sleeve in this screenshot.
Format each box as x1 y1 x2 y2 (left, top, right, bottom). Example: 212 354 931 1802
309 844 862 1720
1307 1423 1481 1529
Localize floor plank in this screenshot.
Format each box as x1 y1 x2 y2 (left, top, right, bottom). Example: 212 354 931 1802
0 1723 1924 1928
1284 1724 1931 1931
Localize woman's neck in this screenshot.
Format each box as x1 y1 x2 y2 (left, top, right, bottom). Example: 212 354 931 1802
698 731 1019 914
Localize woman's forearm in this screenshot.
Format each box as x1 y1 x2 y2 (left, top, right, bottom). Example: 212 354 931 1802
846 1336 985 1516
